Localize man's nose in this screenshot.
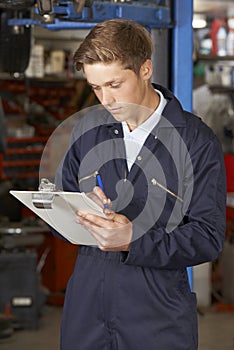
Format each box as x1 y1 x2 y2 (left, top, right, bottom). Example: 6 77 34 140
101 88 115 106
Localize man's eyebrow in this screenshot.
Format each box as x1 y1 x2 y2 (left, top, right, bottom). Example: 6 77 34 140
87 79 120 87
87 81 98 87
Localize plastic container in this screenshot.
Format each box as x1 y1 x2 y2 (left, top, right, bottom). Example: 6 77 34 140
25 44 44 78
221 65 232 86
211 18 222 55
217 26 227 56
227 18 234 55
50 50 65 74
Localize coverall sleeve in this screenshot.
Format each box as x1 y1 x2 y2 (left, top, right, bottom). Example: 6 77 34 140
122 135 227 269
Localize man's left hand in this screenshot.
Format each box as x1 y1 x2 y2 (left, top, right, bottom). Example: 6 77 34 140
75 209 132 251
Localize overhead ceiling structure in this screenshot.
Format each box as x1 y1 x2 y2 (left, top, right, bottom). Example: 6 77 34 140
0 0 172 74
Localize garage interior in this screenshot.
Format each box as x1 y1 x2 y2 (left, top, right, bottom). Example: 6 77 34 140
0 1 233 349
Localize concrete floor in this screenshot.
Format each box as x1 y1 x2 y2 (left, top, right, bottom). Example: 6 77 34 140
0 306 233 349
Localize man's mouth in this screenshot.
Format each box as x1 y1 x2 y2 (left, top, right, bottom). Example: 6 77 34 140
106 106 123 114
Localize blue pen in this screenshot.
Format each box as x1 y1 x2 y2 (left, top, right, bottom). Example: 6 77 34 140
96 173 109 209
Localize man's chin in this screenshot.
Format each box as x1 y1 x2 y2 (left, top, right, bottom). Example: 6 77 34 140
106 107 126 121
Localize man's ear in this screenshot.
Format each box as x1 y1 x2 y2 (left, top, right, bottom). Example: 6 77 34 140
140 59 153 80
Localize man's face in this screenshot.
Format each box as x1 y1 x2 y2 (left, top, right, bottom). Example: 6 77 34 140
83 61 152 124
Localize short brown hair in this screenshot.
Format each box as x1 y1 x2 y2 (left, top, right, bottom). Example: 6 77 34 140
73 19 153 74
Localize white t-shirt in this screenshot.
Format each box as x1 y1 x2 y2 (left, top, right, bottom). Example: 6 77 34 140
122 89 167 171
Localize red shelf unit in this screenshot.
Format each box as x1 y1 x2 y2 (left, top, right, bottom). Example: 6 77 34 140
0 136 49 180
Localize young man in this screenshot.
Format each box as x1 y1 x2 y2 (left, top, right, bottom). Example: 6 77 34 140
56 19 226 349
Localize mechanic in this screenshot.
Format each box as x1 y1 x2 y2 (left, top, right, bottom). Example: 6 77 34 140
55 19 226 350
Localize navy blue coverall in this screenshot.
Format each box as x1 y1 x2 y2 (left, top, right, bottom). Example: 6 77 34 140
55 84 226 350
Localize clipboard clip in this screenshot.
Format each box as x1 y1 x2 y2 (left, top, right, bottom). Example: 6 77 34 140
32 178 57 209
38 178 56 192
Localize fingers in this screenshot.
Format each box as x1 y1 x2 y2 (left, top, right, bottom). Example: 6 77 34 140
93 186 111 208
98 244 130 252
85 191 103 207
75 209 132 251
76 210 129 227
103 210 129 224
76 211 113 228
86 187 112 210
93 185 105 198
81 223 130 252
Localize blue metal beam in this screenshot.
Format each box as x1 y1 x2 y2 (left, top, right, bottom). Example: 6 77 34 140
171 0 193 112
171 0 194 290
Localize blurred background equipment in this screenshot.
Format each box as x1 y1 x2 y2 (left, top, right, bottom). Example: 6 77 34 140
0 0 171 75
0 7 32 74
0 0 233 347
0 216 49 330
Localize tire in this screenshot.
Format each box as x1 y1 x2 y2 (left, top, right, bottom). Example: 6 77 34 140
0 9 31 74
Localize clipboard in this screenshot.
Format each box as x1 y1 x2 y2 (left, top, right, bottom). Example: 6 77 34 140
10 190 105 245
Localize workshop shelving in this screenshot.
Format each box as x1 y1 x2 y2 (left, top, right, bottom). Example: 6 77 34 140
0 136 48 180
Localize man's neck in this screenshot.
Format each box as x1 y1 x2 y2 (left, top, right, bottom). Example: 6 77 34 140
126 90 160 131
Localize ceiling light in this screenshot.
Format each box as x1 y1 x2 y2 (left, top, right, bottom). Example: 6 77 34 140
193 14 207 29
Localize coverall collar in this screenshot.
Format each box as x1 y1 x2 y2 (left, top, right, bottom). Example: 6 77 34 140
105 83 187 136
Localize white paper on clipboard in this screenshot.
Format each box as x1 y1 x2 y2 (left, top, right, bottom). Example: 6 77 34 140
10 190 105 245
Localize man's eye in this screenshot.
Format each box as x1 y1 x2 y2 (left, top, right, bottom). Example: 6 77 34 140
111 84 121 89
92 86 100 91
